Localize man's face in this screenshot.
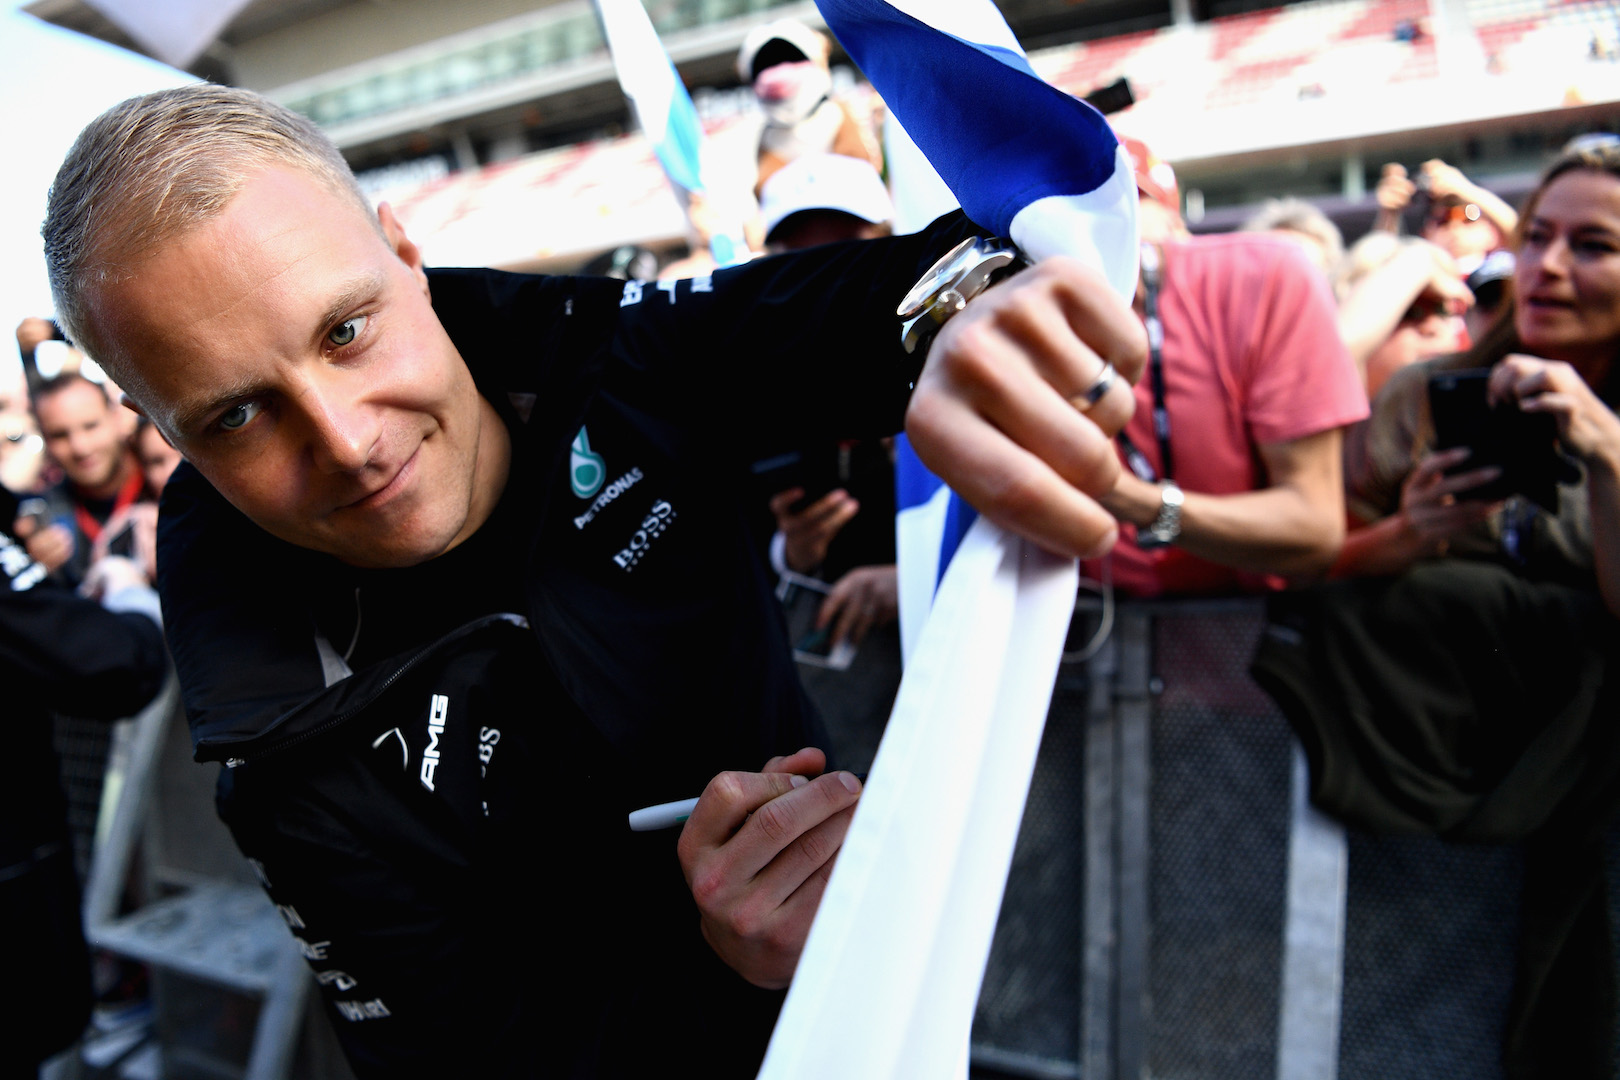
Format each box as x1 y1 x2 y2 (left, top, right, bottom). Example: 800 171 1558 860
35 380 126 492
87 167 504 568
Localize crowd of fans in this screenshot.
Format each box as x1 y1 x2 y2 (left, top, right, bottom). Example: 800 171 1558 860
10 15 1620 1078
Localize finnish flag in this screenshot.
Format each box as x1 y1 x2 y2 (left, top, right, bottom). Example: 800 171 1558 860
817 0 1140 648
759 3 1137 1078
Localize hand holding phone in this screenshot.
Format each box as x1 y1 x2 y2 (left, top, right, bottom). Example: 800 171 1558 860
1428 369 1576 511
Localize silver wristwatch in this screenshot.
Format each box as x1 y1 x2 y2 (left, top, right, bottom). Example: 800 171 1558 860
1136 481 1184 549
897 236 1027 356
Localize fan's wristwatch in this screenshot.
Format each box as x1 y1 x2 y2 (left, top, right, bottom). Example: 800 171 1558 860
897 236 1028 356
1135 480 1184 549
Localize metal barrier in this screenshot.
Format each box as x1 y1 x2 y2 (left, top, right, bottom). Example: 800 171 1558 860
73 677 347 1080
59 596 1605 1078
967 596 1602 1080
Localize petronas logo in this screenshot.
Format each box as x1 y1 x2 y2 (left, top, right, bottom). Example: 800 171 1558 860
570 427 606 499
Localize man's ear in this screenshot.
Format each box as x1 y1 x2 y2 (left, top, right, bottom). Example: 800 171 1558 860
377 202 430 298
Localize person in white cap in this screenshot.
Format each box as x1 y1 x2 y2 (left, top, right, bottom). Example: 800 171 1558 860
754 154 902 774
737 20 882 194
758 151 894 252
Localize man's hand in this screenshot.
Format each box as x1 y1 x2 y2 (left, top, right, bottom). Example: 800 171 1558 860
15 516 73 572
818 564 898 647
905 257 1145 559
677 747 862 989
770 487 859 572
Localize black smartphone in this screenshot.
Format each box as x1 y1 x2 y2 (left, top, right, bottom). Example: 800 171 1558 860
749 444 851 513
105 518 138 559
1427 369 1571 512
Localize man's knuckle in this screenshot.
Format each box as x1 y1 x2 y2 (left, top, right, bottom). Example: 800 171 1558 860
689 866 727 910
752 799 796 846
944 322 1001 375
717 771 763 807
1035 254 1089 285
796 827 835 869
990 470 1048 524
764 922 803 957
1069 435 1120 493
732 904 772 944
1116 325 1150 381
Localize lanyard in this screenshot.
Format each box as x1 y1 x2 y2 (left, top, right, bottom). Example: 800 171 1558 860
1118 243 1172 483
74 466 144 544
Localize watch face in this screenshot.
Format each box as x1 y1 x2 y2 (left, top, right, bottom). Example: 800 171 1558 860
898 237 980 319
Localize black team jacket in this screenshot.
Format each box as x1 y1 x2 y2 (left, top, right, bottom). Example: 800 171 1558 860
155 214 980 1079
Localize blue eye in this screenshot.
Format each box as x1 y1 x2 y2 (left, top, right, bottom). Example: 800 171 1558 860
219 401 262 431
328 315 367 347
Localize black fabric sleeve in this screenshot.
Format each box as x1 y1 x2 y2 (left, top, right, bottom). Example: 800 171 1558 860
0 587 166 718
605 212 984 452
0 520 165 719
0 586 165 722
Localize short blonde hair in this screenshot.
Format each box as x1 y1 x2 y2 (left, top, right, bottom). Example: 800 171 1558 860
1241 197 1344 269
43 84 370 372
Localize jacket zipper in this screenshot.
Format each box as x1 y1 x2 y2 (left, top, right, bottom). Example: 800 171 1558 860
216 612 530 767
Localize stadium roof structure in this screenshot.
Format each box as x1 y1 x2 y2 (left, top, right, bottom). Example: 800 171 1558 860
26 0 1620 265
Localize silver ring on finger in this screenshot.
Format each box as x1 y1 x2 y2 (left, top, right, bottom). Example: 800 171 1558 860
1073 361 1119 412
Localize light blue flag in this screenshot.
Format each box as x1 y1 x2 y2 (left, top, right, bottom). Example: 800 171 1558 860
814 0 1139 650
593 0 745 263
594 0 705 191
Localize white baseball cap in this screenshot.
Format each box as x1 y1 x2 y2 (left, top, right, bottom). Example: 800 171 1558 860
737 19 829 83
759 153 894 243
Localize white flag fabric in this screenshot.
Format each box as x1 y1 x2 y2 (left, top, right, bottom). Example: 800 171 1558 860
758 1 1138 1076
593 0 706 193
593 0 747 263
758 519 1078 1079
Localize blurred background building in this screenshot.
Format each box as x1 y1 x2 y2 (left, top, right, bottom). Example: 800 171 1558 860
25 0 1620 268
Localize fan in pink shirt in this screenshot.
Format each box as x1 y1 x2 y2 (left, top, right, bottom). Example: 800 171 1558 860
1088 140 1368 597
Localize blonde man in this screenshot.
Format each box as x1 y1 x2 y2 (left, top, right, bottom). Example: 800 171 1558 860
44 84 1141 1077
